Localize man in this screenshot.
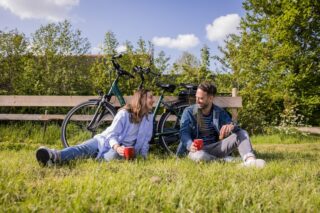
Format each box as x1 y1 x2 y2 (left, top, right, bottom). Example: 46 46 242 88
176 82 265 168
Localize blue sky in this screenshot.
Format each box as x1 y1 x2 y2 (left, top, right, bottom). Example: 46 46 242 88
0 0 244 67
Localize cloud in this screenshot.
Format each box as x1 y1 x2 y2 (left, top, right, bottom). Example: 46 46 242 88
206 14 241 42
116 45 127 53
0 0 79 21
152 34 199 50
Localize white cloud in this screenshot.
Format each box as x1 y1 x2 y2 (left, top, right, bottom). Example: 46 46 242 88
116 45 127 53
0 0 79 21
206 14 241 42
152 34 199 50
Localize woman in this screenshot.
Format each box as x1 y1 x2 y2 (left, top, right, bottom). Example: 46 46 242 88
36 89 154 166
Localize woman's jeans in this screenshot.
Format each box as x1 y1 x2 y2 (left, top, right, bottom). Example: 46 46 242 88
188 129 255 162
59 138 122 162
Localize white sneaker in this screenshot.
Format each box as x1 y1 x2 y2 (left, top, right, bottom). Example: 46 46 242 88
242 159 266 168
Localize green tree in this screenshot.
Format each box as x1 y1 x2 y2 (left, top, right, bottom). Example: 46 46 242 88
172 52 200 85
154 50 170 74
29 20 91 95
199 44 211 82
0 29 29 94
103 31 118 55
219 0 320 131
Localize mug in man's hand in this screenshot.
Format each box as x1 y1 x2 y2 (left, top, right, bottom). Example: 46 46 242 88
193 139 203 150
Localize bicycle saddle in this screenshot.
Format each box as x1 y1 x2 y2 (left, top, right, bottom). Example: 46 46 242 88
157 83 176 93
180 83 198 90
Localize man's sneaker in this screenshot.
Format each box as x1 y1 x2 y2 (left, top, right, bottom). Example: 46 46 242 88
36 147 58 166
242 159 266 168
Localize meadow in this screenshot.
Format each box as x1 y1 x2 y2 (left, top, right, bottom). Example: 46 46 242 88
0 123 319 212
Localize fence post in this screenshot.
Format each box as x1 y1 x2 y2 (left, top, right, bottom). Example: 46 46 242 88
231 88 238 121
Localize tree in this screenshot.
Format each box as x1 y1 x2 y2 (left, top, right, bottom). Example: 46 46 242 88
154 50 170 74
0 29 29 94
172 52 200 85
29 20 91 95
199 44 211 82
103 31 118 55
219 0 320 130
136 37 147 54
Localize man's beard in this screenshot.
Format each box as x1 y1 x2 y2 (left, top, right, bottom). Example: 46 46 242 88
197 102 210 110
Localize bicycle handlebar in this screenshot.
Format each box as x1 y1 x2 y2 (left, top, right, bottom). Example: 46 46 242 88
132 66 160 77
111 54 134 79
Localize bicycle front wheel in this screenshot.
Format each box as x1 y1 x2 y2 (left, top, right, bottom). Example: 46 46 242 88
61 100 116 147
157 102 189 154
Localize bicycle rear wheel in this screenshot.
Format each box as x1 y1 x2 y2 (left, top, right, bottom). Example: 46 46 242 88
61 100 116 147
157 102 189 154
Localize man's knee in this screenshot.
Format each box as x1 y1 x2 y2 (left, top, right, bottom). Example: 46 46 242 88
235 129 250 140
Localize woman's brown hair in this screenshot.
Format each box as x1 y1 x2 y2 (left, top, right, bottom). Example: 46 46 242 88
123 89 151 123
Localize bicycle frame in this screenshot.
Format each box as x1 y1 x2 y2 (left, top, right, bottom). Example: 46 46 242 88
105 75 126 106
87 74 126 130
151 91 182 140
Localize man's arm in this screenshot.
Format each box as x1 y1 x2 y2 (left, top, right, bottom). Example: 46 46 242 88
218 109 239 139
179 109 194 151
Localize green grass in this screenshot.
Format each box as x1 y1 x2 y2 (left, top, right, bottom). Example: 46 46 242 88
0 123 320 212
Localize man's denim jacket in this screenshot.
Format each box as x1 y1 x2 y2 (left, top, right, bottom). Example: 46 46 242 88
176 104 238 156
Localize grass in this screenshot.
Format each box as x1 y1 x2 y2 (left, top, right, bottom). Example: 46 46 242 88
0 123 320 212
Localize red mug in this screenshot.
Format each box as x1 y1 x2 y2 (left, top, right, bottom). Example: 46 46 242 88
193 139 203 150
124 147 135 160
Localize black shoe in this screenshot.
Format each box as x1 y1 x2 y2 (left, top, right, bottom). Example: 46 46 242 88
36 146 57 166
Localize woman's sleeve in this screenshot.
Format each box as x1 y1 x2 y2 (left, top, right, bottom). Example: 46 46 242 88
139 114 154 158
99 110 126 147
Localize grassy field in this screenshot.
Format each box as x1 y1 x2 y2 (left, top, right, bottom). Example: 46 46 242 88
0 123 320 212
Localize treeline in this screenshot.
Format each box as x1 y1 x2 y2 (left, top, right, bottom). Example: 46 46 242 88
1 0 319 131
0 20 217 96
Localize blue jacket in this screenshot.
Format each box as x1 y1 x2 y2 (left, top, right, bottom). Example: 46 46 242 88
94 109 154 159
176 104 238 156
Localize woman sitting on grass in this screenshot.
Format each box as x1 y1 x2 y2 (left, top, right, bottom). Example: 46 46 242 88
36 89 154 166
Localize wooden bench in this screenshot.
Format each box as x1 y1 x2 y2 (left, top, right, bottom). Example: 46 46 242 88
0 88 242 122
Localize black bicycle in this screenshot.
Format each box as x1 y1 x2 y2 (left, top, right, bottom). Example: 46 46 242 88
61 55 197 154
132 66 197 154
61 54 134 147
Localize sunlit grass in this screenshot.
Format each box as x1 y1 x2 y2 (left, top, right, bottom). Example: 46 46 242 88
0 123 320 211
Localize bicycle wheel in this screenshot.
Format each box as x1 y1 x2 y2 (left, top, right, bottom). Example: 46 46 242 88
157 102 189 154
61 100 117 147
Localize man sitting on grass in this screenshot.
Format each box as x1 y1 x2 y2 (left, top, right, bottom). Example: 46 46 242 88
176 82 266 168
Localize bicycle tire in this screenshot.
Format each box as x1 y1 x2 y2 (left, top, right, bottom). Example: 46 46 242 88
61 100 117 147
157 102 189 154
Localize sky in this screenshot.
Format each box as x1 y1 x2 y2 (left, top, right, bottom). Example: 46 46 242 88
0 0 245 68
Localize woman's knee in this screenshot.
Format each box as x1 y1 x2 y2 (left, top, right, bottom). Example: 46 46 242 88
103 149 122 161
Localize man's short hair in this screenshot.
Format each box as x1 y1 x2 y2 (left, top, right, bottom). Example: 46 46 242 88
198 82 217 96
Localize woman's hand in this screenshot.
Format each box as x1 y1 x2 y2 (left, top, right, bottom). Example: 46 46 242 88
113 144 124 156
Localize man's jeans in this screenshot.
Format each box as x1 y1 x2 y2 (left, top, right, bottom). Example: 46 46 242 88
60 138 122 162
188 129 255 162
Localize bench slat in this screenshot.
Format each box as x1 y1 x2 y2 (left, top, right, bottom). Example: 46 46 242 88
0 95 242 108
0 114 173 121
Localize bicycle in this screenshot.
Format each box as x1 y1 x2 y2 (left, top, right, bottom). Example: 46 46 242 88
61 56 197 154
132 66 197 154
60 54 135 147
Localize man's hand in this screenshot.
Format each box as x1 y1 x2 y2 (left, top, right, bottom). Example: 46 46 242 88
219 124 234 140
189 143 198 153
113 144 124 156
